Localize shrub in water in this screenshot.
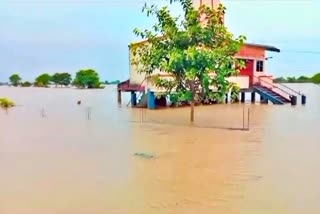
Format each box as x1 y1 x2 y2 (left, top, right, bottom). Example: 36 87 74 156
0 98 15 108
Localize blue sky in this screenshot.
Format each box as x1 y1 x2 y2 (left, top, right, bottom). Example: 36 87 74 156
0 0 319 82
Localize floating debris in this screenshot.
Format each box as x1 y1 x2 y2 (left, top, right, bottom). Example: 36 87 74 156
134 152 155 159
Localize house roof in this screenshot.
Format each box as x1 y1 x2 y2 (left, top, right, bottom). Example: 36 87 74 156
130 39 280 53
243 43 280 52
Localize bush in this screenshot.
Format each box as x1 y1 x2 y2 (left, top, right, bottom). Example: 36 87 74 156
34 82 47 88
311 73 320 84
230 84 240 103
0 97 15 108
21 81 32 87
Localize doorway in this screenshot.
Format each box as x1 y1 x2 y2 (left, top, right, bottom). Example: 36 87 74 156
239 59 254 86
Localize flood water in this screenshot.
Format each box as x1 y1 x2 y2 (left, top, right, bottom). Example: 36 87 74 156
1 84 320 214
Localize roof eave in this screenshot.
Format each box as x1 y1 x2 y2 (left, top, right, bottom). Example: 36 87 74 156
130 41 281 53
245 43 280 53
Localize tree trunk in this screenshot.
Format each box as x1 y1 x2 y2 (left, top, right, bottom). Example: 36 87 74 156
190 81 195 123
190 100 194 123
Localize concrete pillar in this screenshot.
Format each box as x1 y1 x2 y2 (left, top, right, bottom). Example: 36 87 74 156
147 89 156 109
260 95 268 104
290 95 297 106
117 90 122 104
301 94 306 105
251 92 256 103
131 91 137 107
241 92 245 103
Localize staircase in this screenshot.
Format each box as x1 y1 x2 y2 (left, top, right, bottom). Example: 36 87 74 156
252 75 305 105
253 86 290 104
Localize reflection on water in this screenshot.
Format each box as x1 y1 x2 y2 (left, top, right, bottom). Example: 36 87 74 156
0 84 320 214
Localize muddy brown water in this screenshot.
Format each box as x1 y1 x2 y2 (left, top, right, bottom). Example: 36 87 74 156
1 84 320 214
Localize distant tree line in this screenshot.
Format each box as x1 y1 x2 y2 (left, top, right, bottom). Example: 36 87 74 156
8 69 105 89
274 73 320 84
104 80 120 85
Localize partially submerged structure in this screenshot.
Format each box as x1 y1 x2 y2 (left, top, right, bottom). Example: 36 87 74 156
118 0 306 108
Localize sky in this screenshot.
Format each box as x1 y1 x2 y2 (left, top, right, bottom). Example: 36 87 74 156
0 0 319 82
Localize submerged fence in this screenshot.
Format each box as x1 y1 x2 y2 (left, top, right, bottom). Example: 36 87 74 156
1 103 251 131
134 105 251 131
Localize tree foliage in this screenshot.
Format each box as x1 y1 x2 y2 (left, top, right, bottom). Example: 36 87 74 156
21 81 32 87
51 73 72 87
9 74 22 87
311 73 320 84
132 0 245 121
297 76 311 82
73 69 101 88
274 74 319 83
35 73 51 87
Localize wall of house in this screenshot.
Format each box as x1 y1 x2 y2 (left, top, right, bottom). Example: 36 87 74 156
236 45 265 59
193 0 221 9
129 42 272 92
129 42 252 93
227 76 249 89
146 75 175 93
129 63 146 86
236 44 269 84
144 74 249 94
129 45 145 86
208 74 249 90
129 44 162 89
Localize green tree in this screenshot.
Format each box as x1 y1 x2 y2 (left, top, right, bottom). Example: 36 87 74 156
274 77 286 83
133 0 245 122
51 73 60 87
9 74 22 86
73 69 101 88
35 73 51 87
286 77 297 83
297 76 311 83
21 81 32 87
60 73 72 86
51 73 72 87
311 73 320 84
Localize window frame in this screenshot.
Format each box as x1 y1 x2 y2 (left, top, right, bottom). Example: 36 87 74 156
256 60 264 72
